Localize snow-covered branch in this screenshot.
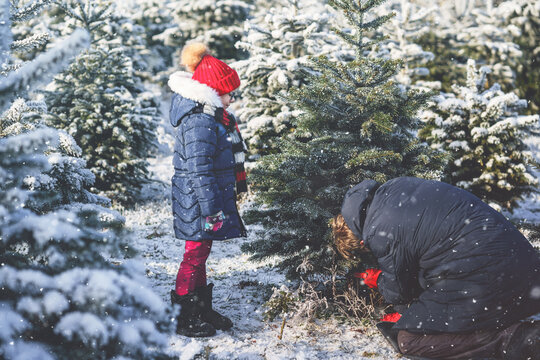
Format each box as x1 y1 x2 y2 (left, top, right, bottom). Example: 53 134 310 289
0 28 90 113
0 0 12 67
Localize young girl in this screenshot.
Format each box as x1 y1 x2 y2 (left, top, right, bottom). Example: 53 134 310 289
168 43 247 337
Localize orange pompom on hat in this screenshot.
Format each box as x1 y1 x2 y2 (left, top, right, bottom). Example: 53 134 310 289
180 43 240 96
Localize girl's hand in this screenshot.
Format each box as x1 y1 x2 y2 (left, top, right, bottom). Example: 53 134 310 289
204 210 225 232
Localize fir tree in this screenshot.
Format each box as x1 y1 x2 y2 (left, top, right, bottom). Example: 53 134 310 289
42 1 160 206
234 0 351 157
0 129 172 360
1 0 95 211
419 59 539 210
100 13 150 79
503 0 540 114
44 46 158 205
1 0 92 211
416 0 522 97
1 98 107 212
374 0 436 90
242 0 445 278
0 0 90 112
130 0 176 73
51 0 154 82
164 0 254 61
1 2 172 358
8 0 53 62
51 0 113 42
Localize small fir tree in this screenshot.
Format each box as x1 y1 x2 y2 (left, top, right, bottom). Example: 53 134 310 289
1 0 94 211
417 0 522 96
1 98 108 212
242 0 445 278
130 0 176 73
0 129 172 360
8 0 53 62
44 46 158 205
164 0 254 61
234 0 351 157
374 0 436 90
51 0 113 42
419 59 539 210
51 0 155 82
41 0 159 207
100 12 150 79
1 2 172 358
0 0 90 113
502 0 540 114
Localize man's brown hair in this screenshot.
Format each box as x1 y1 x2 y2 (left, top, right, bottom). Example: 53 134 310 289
331 214 363 260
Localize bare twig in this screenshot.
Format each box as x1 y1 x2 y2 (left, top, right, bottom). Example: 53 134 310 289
278 315 287 340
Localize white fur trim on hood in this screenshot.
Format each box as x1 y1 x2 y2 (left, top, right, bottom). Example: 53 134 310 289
168 71 223 110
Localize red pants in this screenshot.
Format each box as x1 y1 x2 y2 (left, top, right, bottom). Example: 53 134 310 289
175 240 212 296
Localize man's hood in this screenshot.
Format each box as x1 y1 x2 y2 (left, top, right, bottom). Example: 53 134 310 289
168 71 223 127
341 179 381 240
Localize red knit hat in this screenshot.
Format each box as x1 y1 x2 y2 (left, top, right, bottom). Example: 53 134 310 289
181 43 240 96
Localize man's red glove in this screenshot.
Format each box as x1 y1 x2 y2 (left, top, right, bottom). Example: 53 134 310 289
380 312 401 322
353 268 382 289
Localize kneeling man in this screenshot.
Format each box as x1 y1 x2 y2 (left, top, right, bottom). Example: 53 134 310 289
333 177 540 359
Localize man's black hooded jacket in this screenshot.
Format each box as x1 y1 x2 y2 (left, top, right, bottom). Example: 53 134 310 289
342 177 540 333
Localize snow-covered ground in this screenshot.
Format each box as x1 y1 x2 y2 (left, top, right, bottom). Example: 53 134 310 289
119 89 540 359
124 154 397 359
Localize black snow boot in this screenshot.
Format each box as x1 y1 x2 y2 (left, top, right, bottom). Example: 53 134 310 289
504 321 540 360
196 283 233 330
170 290 216 337
376 322 433 360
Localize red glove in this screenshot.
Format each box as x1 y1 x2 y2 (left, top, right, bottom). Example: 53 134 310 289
353 269 382 289
381 312 401 322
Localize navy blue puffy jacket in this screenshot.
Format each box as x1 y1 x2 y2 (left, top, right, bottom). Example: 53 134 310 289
169 92 245 241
